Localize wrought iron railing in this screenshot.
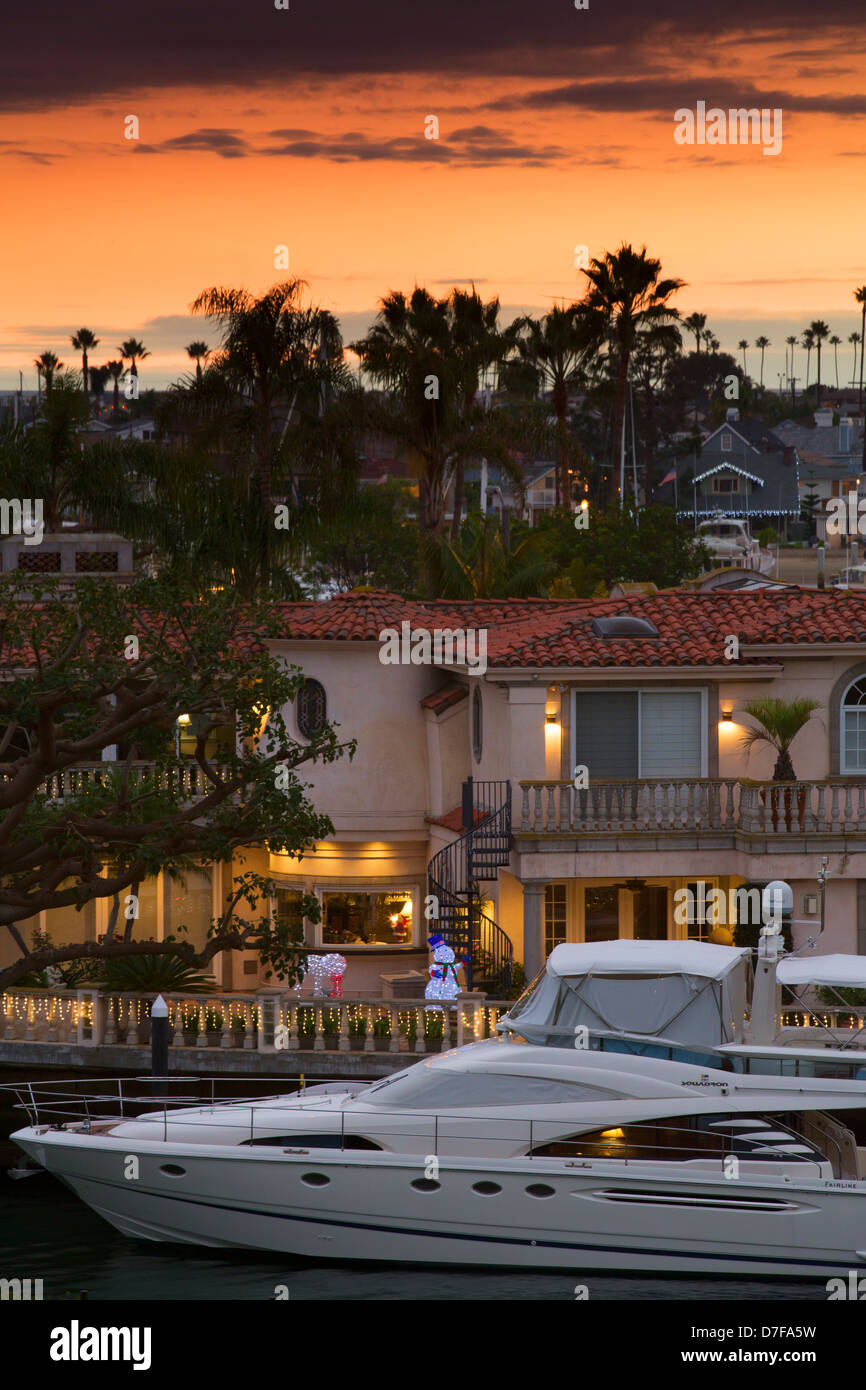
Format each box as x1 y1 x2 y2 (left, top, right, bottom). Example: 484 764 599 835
428 778 513 993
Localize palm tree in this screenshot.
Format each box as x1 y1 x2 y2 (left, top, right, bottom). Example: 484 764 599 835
683 313 707 353
755 336 770 388
119 338 150 379
809 320 830 406
740 697 820 781
511 303 586 509
430 512 556 599
448 288 507 536
855 287 866 411
785 335 797 393
193 279 345 516
185 340 210 384
105 360 126 415
850 332 862 392
738 339 749 374
802 329 815 389
70 328 99 393
34 350 62 393
830 334 842 388
88 363 110 410
578 243 684 506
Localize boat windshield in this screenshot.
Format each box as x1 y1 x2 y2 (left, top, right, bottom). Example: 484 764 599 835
363 1071 624 1109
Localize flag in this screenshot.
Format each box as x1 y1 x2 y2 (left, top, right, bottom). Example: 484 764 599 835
660 468 677 487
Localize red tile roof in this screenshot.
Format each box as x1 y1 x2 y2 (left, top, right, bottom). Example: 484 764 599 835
420 683 468 714
276 588 866 669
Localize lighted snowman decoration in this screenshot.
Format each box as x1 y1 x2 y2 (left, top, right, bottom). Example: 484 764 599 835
322 952 347 998
425 934 464 1009
305 955 330 997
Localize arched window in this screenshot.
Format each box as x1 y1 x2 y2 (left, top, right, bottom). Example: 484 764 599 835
841 677 866 772
472 687 483 763
297 679 327 739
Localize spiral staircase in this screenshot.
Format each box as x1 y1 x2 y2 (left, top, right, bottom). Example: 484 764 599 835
427 778 513 994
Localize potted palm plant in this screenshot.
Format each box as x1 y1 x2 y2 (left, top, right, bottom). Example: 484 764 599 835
740 697 820 831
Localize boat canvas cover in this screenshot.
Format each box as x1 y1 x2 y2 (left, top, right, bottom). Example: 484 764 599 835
507 941 751 1046
777 954 866 989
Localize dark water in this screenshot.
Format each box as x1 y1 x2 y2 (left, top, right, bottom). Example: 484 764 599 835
0 1067 831 1302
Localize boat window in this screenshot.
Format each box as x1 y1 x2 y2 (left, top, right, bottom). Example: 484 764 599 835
529 1113 821 1162
363 1072 624 1108
241 1134 381 1149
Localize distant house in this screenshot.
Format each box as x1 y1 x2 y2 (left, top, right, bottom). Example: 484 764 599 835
655 419 801 533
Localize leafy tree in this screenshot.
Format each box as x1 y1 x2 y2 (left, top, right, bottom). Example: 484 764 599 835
300 479 419 594
0 574 354 989
0 378 93 531
535 503 707 590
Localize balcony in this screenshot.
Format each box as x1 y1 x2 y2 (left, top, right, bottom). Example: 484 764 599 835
1 761 217 802
517 779 866 844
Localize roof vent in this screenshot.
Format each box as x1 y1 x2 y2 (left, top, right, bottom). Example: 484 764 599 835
590 615 660 639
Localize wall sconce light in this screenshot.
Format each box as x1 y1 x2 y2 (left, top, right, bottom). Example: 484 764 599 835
720 704 734 725
546 712 559 725
177 713 191 726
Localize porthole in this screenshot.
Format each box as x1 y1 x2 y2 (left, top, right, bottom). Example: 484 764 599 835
526 1183 555 1198
472 1181 502 1195
411 1178 441 1193
301 1172 331 1187
160 1164 186 1177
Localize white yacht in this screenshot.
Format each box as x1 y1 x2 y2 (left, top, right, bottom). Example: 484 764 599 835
499 937 866 1081
697 514 773 573
10 1042 866 1275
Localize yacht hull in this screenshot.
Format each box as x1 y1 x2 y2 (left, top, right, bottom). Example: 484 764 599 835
14 1128 866 1276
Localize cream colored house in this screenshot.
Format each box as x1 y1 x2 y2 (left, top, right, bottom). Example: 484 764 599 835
17 586 866 996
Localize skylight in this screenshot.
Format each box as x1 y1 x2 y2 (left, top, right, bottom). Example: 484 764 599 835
590 616 660 638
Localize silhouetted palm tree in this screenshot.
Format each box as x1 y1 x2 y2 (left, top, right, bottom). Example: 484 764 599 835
855 287 866 410
185 341 210 384
34 350 62 393
755 336 770 388
785 335 797 392
738 339 749 374
448 288 507 536
119 338 150 379
105 360 126 414
512 303 586 508
830 334 842 388
802 329 815 389
850 332 862 392
808 320 830 405
578 243 684 505
683 313 707 353
71 328 99 394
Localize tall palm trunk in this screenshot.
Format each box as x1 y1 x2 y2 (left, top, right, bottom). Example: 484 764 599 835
611 349 630 506
552 378 570 509
861 301 866 411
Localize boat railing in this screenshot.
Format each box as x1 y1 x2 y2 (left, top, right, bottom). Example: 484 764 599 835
0 1080 832 1176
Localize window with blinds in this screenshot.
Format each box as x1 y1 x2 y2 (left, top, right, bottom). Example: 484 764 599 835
573 690 703 778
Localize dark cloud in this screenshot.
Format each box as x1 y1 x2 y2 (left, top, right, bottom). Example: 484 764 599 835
136 128 251 158
0 143 59 165
132 124 599 167
486 78 866 117
0 1 862 112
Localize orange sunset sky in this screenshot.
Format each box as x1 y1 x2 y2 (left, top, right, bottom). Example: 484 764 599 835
2 0 865 391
